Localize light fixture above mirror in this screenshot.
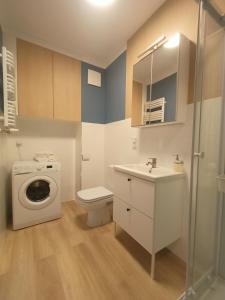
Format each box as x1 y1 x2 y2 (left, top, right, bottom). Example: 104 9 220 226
164 33 180 49
137 33 181 61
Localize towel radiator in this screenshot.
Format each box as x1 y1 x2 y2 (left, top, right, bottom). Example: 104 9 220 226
143 97 166 125
0 46 18 133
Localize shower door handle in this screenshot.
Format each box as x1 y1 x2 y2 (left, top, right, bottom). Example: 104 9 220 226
217 175 225 193
194 152 205 158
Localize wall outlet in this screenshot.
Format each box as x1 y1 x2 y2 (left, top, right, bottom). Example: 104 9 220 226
131 137 137 150
16 141 23 147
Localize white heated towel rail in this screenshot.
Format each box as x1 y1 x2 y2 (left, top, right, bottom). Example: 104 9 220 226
0 46 18 132
143 97 166 125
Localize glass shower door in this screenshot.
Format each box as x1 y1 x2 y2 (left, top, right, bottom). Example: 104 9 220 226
186 0 225 299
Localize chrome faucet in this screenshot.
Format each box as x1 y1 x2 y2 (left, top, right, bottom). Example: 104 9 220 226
146 157 157 168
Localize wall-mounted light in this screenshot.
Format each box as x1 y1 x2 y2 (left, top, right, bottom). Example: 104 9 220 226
164 33 180 49
87 0 114 7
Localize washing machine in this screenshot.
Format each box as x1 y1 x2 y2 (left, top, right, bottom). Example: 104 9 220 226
12 161 62 230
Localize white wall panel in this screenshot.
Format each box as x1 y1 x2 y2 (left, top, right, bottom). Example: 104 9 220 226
0 135 8 233
81 123 105 189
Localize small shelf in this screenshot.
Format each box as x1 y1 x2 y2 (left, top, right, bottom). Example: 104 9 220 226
132 121 184 129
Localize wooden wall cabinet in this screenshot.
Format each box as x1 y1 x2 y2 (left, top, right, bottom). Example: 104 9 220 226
17 39 81 122
53 53 81 122
17 39 54 119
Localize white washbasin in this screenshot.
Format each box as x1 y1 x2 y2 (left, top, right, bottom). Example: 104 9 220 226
114 163 184 182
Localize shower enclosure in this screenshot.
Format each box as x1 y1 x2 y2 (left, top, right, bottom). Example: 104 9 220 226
185 0 225 299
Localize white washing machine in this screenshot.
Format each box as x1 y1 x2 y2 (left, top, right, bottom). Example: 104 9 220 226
12 161 62 230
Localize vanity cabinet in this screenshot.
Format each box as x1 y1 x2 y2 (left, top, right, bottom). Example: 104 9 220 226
113 170 184 279
17 39 81 122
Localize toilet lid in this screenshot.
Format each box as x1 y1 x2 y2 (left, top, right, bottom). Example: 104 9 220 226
77 186 113 202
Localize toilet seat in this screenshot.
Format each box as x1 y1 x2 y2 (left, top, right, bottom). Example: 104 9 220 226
77 186 113 203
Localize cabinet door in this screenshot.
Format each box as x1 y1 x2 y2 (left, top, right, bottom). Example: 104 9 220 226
131 177 155 218
113 197 131 234
113 171 131 204
17 39 54 119
130 209 153 253
53 53 81 122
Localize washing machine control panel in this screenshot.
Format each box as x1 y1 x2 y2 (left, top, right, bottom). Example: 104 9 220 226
12 161 61 175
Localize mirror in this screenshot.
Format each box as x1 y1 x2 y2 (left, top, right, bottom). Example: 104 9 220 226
132 54 152 126
132 33 193 127
151 41 178 124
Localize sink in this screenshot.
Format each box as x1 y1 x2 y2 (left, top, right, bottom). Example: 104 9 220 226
114 163 184 182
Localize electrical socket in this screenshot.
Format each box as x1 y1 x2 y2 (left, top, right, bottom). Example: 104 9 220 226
16 141 23 147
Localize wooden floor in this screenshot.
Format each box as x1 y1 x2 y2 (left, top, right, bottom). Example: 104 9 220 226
0 202 186 300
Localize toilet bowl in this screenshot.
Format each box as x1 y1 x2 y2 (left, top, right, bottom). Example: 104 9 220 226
77 186 113 227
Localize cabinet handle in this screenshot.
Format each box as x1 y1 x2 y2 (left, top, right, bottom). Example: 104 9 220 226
126 208 131 212
128 178 131 181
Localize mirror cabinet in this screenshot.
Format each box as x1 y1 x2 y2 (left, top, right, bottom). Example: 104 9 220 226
131 33 195 127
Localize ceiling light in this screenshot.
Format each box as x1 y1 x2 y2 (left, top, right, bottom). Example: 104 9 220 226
164 33 180 49
87 0 114 7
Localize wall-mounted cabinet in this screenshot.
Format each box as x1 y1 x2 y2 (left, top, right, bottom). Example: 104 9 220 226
17 39 81 122
53 53 81 122
131 33 195 127
17 39 54 119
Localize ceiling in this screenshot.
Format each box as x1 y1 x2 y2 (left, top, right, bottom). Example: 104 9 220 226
0 0 166 68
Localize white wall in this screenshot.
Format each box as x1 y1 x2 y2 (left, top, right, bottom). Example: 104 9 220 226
5 118 78 202
81 123 105 189
75 123 82 193
0 135 8 234
104 104 194 261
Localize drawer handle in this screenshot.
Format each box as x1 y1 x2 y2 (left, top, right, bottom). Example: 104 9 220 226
126 208 131 212
128 178 131 181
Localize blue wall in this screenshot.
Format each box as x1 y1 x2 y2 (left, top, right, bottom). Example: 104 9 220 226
151 73 177 122
81 63 106 124
105 52 126 123
81 52 126 124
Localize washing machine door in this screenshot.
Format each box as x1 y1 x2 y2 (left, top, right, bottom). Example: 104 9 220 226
19 175 58 210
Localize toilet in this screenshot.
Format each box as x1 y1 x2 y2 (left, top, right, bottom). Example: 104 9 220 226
77 186 113 227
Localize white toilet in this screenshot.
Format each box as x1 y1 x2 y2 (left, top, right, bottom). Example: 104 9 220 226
77 186 113 227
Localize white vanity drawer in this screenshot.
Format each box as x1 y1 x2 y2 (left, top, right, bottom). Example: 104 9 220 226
131 177 155 218
113 166 184 279
130 208 153 253
113 197 131 234
113 171 131 204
